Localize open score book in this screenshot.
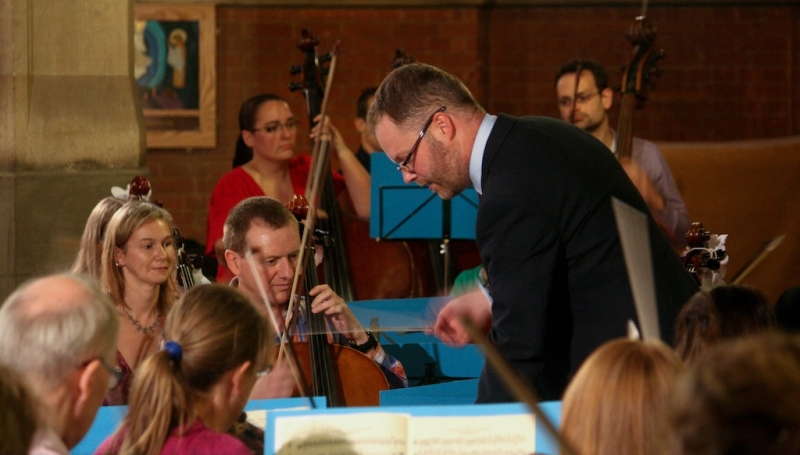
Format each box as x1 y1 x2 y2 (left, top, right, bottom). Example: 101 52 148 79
267 403 548 455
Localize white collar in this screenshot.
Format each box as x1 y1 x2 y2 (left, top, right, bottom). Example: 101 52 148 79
469 113 497 195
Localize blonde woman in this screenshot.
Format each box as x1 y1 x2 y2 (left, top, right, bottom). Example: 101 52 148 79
100 200 178 405
95 284 272 455
72 196 125 279
561 339 682 455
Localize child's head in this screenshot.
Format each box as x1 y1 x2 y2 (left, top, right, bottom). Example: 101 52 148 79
120 284 272 455
562 339 682 455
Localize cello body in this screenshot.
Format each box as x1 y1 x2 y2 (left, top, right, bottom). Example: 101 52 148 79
288 341 390 406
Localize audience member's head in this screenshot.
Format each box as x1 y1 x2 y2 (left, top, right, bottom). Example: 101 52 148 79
674 285 773 363
0 274 119 449
775 286 800 333
671 332 800 455
112 284 272 454
561 338 682 455
101 200 177 313
0 364 38 454
72 196 125 279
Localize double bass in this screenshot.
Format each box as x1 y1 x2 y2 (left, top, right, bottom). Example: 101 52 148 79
279 195 390 407
616 16 664 160
277 31 391 406
289 32 437 300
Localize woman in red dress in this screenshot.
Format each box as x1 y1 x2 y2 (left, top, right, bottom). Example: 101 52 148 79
206 94 370 282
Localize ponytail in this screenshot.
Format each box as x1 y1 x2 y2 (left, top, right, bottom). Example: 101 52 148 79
108 284 271 455
117 351 191 455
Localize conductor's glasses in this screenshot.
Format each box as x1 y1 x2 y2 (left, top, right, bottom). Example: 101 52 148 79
395 106 447 173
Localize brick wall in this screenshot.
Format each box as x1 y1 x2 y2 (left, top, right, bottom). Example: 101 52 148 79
488 6 796 141
145 3 800 245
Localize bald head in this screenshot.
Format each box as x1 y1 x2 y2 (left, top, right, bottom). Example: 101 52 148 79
0 273 118 386
18 275 95 316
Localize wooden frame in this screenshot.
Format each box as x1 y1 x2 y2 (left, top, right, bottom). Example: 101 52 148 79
134 3 216 148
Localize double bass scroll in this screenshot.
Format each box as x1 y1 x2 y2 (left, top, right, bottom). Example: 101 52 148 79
616 16 664 160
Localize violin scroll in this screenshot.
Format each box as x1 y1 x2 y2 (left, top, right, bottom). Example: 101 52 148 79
128 176 152 200
681 221 728 290
288 29 337 124
286 194 310 220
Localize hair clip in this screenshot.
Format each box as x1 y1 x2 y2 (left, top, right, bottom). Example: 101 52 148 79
162 340 182 363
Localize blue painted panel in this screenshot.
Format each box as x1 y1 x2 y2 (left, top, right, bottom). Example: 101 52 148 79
72 397 327 454
349 298 485 379
71 405 127 455
380 378 479 406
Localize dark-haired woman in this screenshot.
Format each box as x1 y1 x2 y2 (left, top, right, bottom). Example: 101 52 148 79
206 94 370 282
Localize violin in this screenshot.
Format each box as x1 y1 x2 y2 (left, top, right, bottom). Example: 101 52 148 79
173 227 204 290
681 221 728 289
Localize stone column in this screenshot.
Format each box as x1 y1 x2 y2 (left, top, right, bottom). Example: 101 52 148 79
0 0 146 298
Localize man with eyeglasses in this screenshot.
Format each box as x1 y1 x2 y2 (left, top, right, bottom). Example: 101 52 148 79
555 59 689 246
369 63 696 403
0 273 119 454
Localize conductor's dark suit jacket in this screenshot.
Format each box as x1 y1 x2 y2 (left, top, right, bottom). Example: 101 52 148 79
475 115 697 402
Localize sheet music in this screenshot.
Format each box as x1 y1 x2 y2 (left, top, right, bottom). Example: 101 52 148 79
248 407 309 431
274 413 408 455
410 414 535 455
272 412 536 455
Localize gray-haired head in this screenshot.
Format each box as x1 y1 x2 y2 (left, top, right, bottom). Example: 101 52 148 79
0 273 118 388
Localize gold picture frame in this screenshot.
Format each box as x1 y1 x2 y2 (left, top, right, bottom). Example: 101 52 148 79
134 3 216 148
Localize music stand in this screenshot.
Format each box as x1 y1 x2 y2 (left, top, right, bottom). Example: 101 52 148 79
370 153 478 292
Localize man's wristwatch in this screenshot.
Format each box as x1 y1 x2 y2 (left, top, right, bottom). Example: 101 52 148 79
351 331 378 353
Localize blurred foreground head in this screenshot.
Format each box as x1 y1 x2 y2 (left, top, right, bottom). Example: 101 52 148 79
671 332 800 455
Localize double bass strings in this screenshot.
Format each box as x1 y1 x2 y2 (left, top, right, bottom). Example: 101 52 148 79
265 296 450 338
